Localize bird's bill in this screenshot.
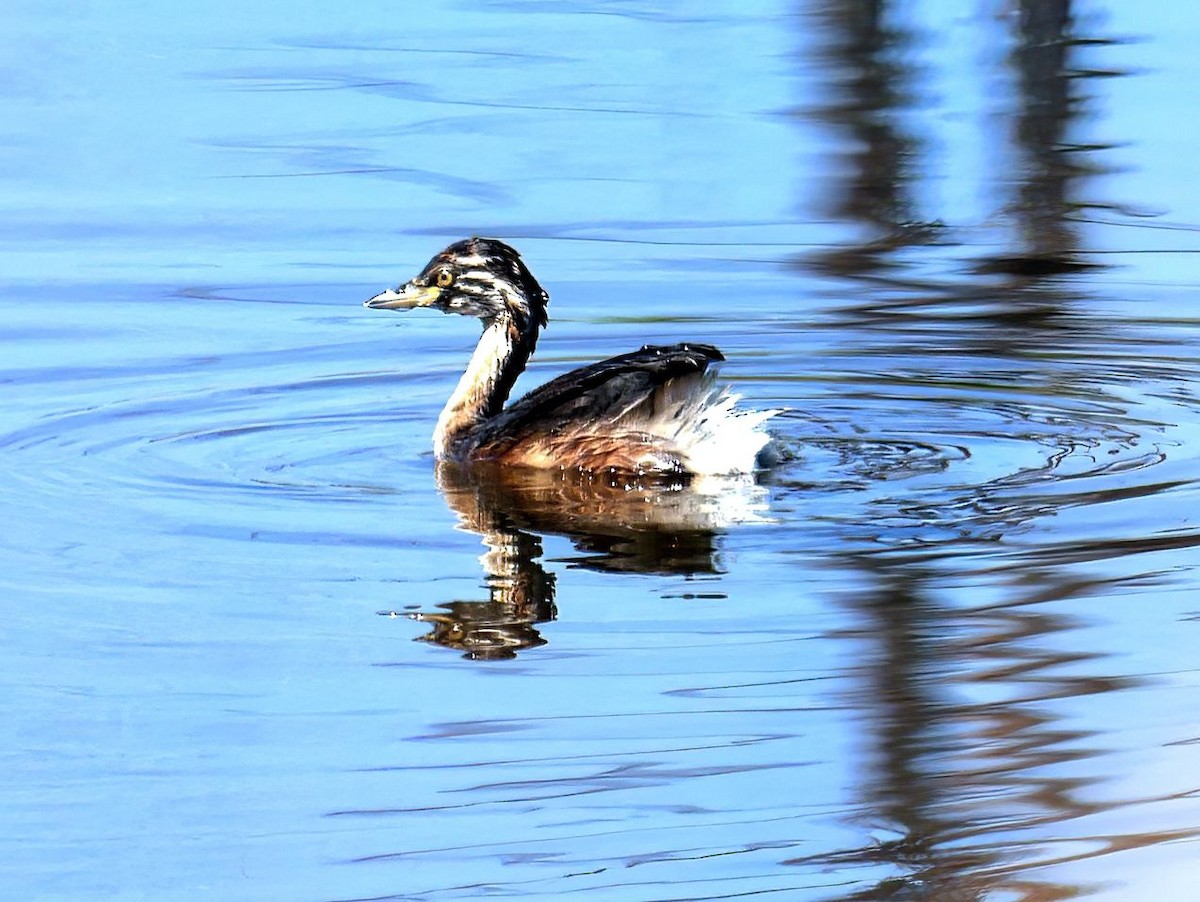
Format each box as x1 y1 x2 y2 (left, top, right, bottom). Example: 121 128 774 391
363 282 440 310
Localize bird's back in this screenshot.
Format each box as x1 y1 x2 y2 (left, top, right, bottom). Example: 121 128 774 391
465 343 775 476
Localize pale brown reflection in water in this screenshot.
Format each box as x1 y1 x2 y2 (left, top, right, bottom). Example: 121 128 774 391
384 462 758 658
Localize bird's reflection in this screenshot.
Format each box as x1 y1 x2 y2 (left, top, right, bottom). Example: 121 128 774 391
402 521 555 661
389 462 768 658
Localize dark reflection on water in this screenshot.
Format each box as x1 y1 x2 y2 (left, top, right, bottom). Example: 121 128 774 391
768 6 1200 898
804 0 1111 309
796 566 1139 901
805 0 929 276
391 527 556 661
385 463 765 657
434 462 744 575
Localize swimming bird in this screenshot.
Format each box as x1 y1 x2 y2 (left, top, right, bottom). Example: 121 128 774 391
364 238 775 477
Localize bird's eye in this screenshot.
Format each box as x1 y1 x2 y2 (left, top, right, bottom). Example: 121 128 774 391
435 270 454 288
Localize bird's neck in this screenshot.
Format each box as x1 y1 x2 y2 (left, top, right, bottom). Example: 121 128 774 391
434 316 536 458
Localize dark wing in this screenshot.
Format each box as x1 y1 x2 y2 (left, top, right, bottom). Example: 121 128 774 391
473 342 724 458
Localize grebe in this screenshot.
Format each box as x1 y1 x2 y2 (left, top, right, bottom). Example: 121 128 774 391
364 238 775 476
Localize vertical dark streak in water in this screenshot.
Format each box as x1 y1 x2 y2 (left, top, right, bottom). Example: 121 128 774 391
982 0 1098 283
1014 1 1079 264
804 1 927 279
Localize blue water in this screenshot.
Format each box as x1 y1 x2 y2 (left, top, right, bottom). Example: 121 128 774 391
4 2 1200 899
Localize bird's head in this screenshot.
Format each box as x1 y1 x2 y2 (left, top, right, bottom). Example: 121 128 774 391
364 237 549 334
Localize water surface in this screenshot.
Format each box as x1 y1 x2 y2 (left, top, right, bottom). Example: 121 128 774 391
4 2 1200 899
